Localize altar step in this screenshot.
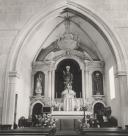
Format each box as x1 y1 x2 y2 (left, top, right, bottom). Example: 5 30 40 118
55 130 79 136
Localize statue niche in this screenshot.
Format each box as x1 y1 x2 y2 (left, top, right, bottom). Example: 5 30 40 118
34 71 45 96
92 71 103 95
55 59 82 98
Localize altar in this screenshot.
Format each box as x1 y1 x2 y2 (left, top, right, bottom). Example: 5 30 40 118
52 111 83 130
52 111 92 119
52 111 92 130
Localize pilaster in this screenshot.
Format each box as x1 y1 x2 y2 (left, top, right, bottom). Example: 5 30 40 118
82 68 85 100
116 71 128 128
48 71 52 99
2 71 20 125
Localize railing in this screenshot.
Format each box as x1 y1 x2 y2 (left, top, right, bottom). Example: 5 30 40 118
80 127 128 136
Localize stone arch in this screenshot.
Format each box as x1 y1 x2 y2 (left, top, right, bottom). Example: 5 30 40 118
53 56 85 99
3 0 127 125
6 0 126 73
92 101 106 115
54 55 84 70
29 100 44 118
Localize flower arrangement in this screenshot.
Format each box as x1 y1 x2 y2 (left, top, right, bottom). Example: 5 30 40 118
34 114 56 128
42 114 56 128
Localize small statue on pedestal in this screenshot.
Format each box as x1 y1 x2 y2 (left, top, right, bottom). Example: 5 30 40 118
35 73 43 96
93 71 103 95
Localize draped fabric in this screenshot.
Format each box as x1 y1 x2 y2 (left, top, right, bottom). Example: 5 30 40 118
62 89 76 111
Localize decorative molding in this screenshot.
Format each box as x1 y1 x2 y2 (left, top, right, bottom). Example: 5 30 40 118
92 95 105 101
92 98 106 112
52 50 90 61
115 71 128 77
9 71 20 78
85 61 105 69
54 54 84 70
30 96 51 106
57 33 79 50
32 61 52 72
36 41 59 61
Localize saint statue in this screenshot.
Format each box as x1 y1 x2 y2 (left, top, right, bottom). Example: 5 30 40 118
63 65 73 89
35 73 43 95
61 83 76 111
93 71 103 95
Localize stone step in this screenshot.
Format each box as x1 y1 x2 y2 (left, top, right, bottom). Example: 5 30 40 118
55 130 79 136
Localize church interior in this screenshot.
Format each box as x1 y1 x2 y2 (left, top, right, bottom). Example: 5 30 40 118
0 0 128 136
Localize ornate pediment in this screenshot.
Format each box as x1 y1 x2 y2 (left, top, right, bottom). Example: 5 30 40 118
30 96 51 106
57 33 79 50
52 50 91 61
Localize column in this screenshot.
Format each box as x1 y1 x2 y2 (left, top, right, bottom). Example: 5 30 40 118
117 72 128 128
45 71 49 97
3 71 19 126
48 71 52 99
88 71 93 97
85 70 90 98
31 72 35 96
82 69 85 102
51 70 55 100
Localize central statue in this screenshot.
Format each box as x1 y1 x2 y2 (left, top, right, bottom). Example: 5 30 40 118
63 65 73 89
61 66 76 111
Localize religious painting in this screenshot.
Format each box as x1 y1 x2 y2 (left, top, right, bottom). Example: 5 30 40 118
34 71 45 96
92 71 103 95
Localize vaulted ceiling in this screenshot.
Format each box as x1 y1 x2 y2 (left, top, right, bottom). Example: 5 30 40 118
36 8 112 62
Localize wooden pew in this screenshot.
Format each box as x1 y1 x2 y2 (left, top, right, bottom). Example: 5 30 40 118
0 124 12 130
0 127 56 136
80 128 128 136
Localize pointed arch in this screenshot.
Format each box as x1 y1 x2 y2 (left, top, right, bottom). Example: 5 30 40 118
2 0 127 125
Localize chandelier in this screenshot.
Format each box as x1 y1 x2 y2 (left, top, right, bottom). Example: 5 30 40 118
57 12 79 50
